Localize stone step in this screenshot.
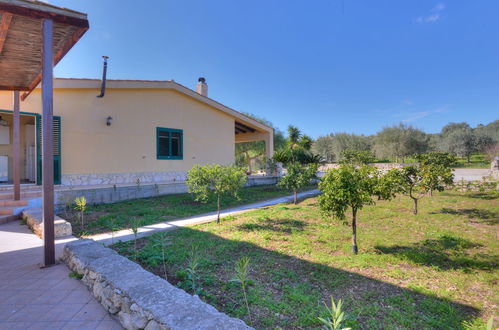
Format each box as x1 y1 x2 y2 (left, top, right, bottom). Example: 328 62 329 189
0 214 20 224
21 208 72 238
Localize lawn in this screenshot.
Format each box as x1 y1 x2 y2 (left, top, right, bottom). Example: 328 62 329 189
63 184 315 236
452 154 491 169
114 190 498 329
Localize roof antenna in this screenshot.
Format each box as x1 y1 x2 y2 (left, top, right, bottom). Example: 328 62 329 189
97 56 109 98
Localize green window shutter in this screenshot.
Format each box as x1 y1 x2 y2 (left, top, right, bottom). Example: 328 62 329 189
156 127 183 160
35 115 62 185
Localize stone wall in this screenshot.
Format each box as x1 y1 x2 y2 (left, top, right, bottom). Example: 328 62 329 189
491 157 499 180
62 171 188 186
319 163 416 172
62 239 252 330
56 176 279 207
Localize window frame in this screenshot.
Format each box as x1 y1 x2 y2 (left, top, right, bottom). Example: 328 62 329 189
156 127 183 160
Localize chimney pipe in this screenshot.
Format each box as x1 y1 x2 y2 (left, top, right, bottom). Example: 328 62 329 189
97 56 109 98
196 77 208 97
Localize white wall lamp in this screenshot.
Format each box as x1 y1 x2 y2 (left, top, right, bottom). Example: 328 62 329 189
106 116 113 126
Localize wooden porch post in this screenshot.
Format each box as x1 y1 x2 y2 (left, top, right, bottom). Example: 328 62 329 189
42 18 55 266
13 91 20 200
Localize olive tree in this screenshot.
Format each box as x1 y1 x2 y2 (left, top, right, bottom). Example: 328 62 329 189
339 149 376 165
318 165 396 254
186 164 247 223
278 162 317 204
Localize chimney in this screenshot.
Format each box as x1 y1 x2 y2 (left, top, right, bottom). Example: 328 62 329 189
196 77 208 97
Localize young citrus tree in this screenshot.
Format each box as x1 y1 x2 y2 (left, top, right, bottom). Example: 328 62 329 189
396 160 454 215
186 164 247 223
278 162 317 204
414 152 456 196
318 165 396 254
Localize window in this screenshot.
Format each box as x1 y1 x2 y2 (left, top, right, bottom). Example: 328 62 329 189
157 127 183 159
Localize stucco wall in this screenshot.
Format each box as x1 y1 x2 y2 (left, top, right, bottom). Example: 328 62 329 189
0 88 236 177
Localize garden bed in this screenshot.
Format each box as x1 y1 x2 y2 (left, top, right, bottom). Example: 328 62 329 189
114 190 498 329
61 185 315 236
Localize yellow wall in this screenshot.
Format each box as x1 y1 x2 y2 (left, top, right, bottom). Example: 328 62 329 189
0 88 236 175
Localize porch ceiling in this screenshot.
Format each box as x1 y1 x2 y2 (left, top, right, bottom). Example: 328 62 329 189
0 0 88 98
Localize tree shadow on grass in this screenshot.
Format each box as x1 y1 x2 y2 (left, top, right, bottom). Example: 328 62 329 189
375 235 498 271
464 192 498 200
434 208 499 225
236 218 306 233
125 228 483 329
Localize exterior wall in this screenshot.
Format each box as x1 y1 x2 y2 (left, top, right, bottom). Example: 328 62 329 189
0 88 236 184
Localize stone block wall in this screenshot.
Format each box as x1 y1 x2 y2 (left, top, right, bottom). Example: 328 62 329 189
62 239 252 330
56 176 280 207
62 171 188 187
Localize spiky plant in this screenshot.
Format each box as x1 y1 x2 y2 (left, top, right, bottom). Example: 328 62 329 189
153 232 171 281
130 218 141 260
186 245 202 293
74 196 87 229
317 297 351 330
231 256 252 323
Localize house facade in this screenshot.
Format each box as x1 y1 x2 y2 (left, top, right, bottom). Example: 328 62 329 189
0 78 274 186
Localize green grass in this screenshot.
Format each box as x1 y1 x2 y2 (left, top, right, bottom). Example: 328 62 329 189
62 184 315 236
115 190 498 329
452 153 490 169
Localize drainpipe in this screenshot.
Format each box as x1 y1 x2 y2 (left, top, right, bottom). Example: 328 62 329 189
97 56 109 98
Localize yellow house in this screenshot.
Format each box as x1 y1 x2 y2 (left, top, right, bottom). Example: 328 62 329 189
0 77 274 186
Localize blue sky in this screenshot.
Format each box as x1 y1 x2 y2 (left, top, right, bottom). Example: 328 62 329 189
50 0 498 138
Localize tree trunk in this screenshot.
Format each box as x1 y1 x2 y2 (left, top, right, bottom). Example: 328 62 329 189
467 154 471 163
217 195 221 224
411 197 418 215
245 152 252 174
294 190 297 205
429 187 433 197
351 208 358 254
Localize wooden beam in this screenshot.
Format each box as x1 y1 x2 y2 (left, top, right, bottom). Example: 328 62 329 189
0 12 12 54
41 18 55 267
235 121 256 133
235 126 247 134
0 85 30 91
0 3 88 28
12 90 20 200
21 25 88 100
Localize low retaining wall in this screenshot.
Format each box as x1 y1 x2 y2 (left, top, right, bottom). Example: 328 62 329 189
55 176 279 207
63 239 252 330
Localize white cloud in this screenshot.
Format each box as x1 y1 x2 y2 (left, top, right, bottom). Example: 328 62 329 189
402 112 431 122
432 3 446 11
415 3 446 24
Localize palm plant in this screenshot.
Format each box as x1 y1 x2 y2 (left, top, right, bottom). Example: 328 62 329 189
273 125 320 165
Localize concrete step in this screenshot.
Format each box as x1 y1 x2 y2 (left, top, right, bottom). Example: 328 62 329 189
0 214 20 224
0 191 42 200
0 199 29 207
0 207 15 215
